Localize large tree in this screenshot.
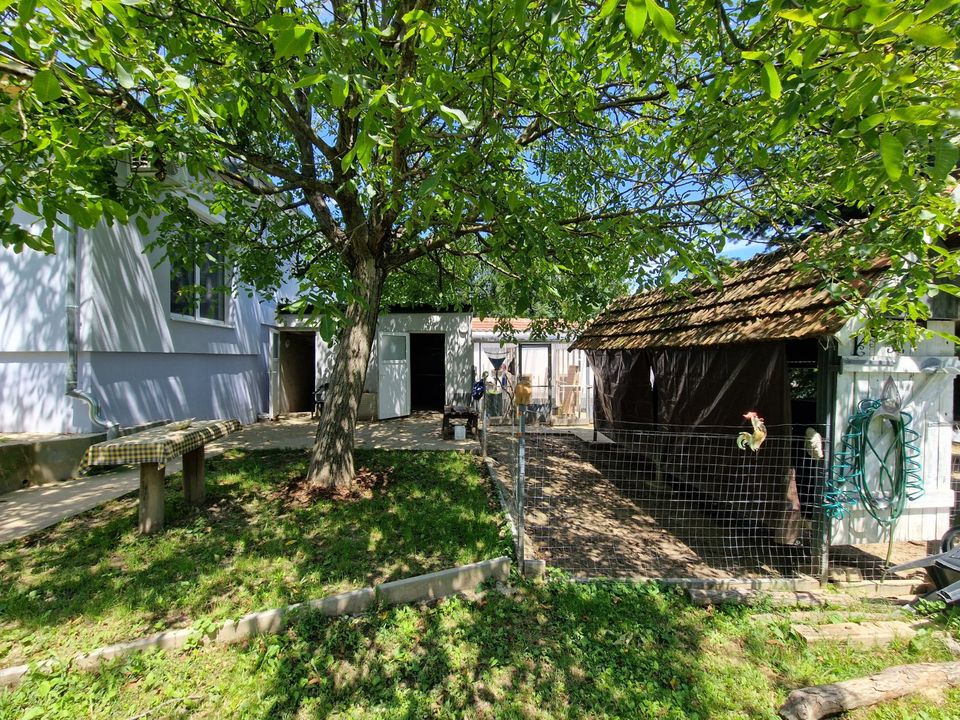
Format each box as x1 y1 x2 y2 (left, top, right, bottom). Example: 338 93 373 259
1 0 958 487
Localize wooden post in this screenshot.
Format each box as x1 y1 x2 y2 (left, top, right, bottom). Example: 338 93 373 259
139 463 165 534
182 446 206 505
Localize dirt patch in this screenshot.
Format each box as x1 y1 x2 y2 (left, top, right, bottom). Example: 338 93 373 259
487 430 812 579
829 541 938 581
276 466 393 506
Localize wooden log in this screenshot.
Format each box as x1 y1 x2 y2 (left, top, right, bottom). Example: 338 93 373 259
779 661 960 720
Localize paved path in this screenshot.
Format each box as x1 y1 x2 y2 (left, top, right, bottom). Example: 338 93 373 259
0 413 476 544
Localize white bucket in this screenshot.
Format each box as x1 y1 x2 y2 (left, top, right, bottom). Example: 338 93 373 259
453 424 466 441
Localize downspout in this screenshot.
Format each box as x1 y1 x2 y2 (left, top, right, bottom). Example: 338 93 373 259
65 220 119 438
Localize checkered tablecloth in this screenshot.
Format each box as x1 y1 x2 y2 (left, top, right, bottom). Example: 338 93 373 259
82 419 241 469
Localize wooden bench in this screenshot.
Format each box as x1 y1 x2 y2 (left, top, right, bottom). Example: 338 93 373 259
81 419 241 534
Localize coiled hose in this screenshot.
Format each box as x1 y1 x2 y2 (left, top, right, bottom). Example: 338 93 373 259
825 398 923 566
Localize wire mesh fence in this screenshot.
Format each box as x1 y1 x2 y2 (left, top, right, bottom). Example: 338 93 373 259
486 415 829 579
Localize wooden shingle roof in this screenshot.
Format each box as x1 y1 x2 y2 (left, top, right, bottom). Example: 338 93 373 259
571 244 883 351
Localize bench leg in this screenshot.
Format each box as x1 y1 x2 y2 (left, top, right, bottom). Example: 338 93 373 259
183 446 206 506
139 463 165 534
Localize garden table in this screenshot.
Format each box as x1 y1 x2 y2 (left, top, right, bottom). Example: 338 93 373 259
81 419 241 534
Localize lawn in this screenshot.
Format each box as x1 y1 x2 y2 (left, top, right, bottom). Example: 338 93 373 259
0 449 510 665
2 579 958 719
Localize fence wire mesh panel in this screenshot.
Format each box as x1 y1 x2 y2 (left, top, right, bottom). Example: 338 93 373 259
488 418 828 579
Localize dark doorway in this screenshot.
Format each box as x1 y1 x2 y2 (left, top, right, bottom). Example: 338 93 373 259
410 333 446 411
278 331 316 413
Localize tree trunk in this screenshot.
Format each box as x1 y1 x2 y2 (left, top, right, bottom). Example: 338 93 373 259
305 254 385 489
778 661 960 720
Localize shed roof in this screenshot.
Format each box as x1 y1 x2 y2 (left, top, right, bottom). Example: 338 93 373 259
571 244 884 351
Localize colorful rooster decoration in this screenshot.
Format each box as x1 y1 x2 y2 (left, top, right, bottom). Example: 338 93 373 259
737 411 767 452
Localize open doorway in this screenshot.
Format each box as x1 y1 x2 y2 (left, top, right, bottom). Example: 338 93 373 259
278 331 316 414
410 333 446 411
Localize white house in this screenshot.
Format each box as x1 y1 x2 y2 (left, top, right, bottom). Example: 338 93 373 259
0 205 274 434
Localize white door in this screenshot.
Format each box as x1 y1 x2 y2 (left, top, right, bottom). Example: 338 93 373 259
268 330 281 418
378 332 410 419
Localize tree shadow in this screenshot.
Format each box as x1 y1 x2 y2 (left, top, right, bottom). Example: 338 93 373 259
0 448 509 665
245 580 764 719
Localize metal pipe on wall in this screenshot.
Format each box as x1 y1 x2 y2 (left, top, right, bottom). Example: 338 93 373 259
64 220 119 438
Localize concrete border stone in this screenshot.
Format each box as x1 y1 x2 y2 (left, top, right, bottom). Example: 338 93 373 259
376 556 510 605
0 561 505 689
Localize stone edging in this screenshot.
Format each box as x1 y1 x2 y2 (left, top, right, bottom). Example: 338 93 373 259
0 556 511 690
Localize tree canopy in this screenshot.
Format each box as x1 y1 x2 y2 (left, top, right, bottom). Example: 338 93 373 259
2 0 954 331
2 0 958 483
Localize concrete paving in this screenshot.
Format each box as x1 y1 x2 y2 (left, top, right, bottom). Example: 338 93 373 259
0 413 477 544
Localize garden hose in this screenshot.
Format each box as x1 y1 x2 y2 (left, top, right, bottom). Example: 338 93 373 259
825 398 923 566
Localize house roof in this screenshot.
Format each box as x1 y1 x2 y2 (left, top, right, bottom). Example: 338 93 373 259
471 318 533 334
571 243 886 351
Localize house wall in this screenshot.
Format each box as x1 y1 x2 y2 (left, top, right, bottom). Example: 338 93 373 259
830 319 956 545
0 207 274 434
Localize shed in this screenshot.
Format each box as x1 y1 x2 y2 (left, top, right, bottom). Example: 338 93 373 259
276 309 473 421
572 245 957 548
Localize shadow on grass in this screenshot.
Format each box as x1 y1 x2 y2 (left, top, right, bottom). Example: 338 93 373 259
0 449 509 663
248 580 733 720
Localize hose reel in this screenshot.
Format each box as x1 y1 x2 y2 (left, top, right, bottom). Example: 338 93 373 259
825 378 923 530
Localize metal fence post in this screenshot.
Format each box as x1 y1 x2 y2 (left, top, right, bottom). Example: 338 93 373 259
481 393 488 458
515 407 526 572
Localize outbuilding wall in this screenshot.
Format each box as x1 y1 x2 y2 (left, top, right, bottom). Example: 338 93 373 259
830 319 957 544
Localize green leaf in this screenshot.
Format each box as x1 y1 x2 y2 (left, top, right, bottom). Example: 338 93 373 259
905 24 956 47
401 9 431 23
18 0 36 22
328 73 349 107
439 104 469 126
917 0 958 24
879 133 904 181
760 62 781 100
778 8 816 25
858 112 888 133
598 0 619 21
645 0 680 43
273 25 314 59
932 138 959 182
116 64 135 89
624 0 646 38
173 74 191 89
31 69 61 101
801 35 828 67
293 70 326 88
494 71 512 89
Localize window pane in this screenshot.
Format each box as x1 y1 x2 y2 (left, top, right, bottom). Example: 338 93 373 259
382 335 406 361
199 255 226 322
170 262 195 316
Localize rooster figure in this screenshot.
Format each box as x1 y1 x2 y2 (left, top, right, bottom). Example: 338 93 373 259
736 411 767 452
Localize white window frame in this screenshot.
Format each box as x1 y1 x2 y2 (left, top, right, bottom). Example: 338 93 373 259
168 200 234 328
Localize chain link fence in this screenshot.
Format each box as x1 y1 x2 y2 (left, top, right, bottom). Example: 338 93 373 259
485 414 829 579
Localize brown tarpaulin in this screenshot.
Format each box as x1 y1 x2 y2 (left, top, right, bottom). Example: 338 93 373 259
587 342 803 544
586 350 656 426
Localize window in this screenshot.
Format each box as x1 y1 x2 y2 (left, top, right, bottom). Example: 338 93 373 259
170 247 229 323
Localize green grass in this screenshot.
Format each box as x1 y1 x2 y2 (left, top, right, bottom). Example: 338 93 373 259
2 580 959 719
0 449 510 665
